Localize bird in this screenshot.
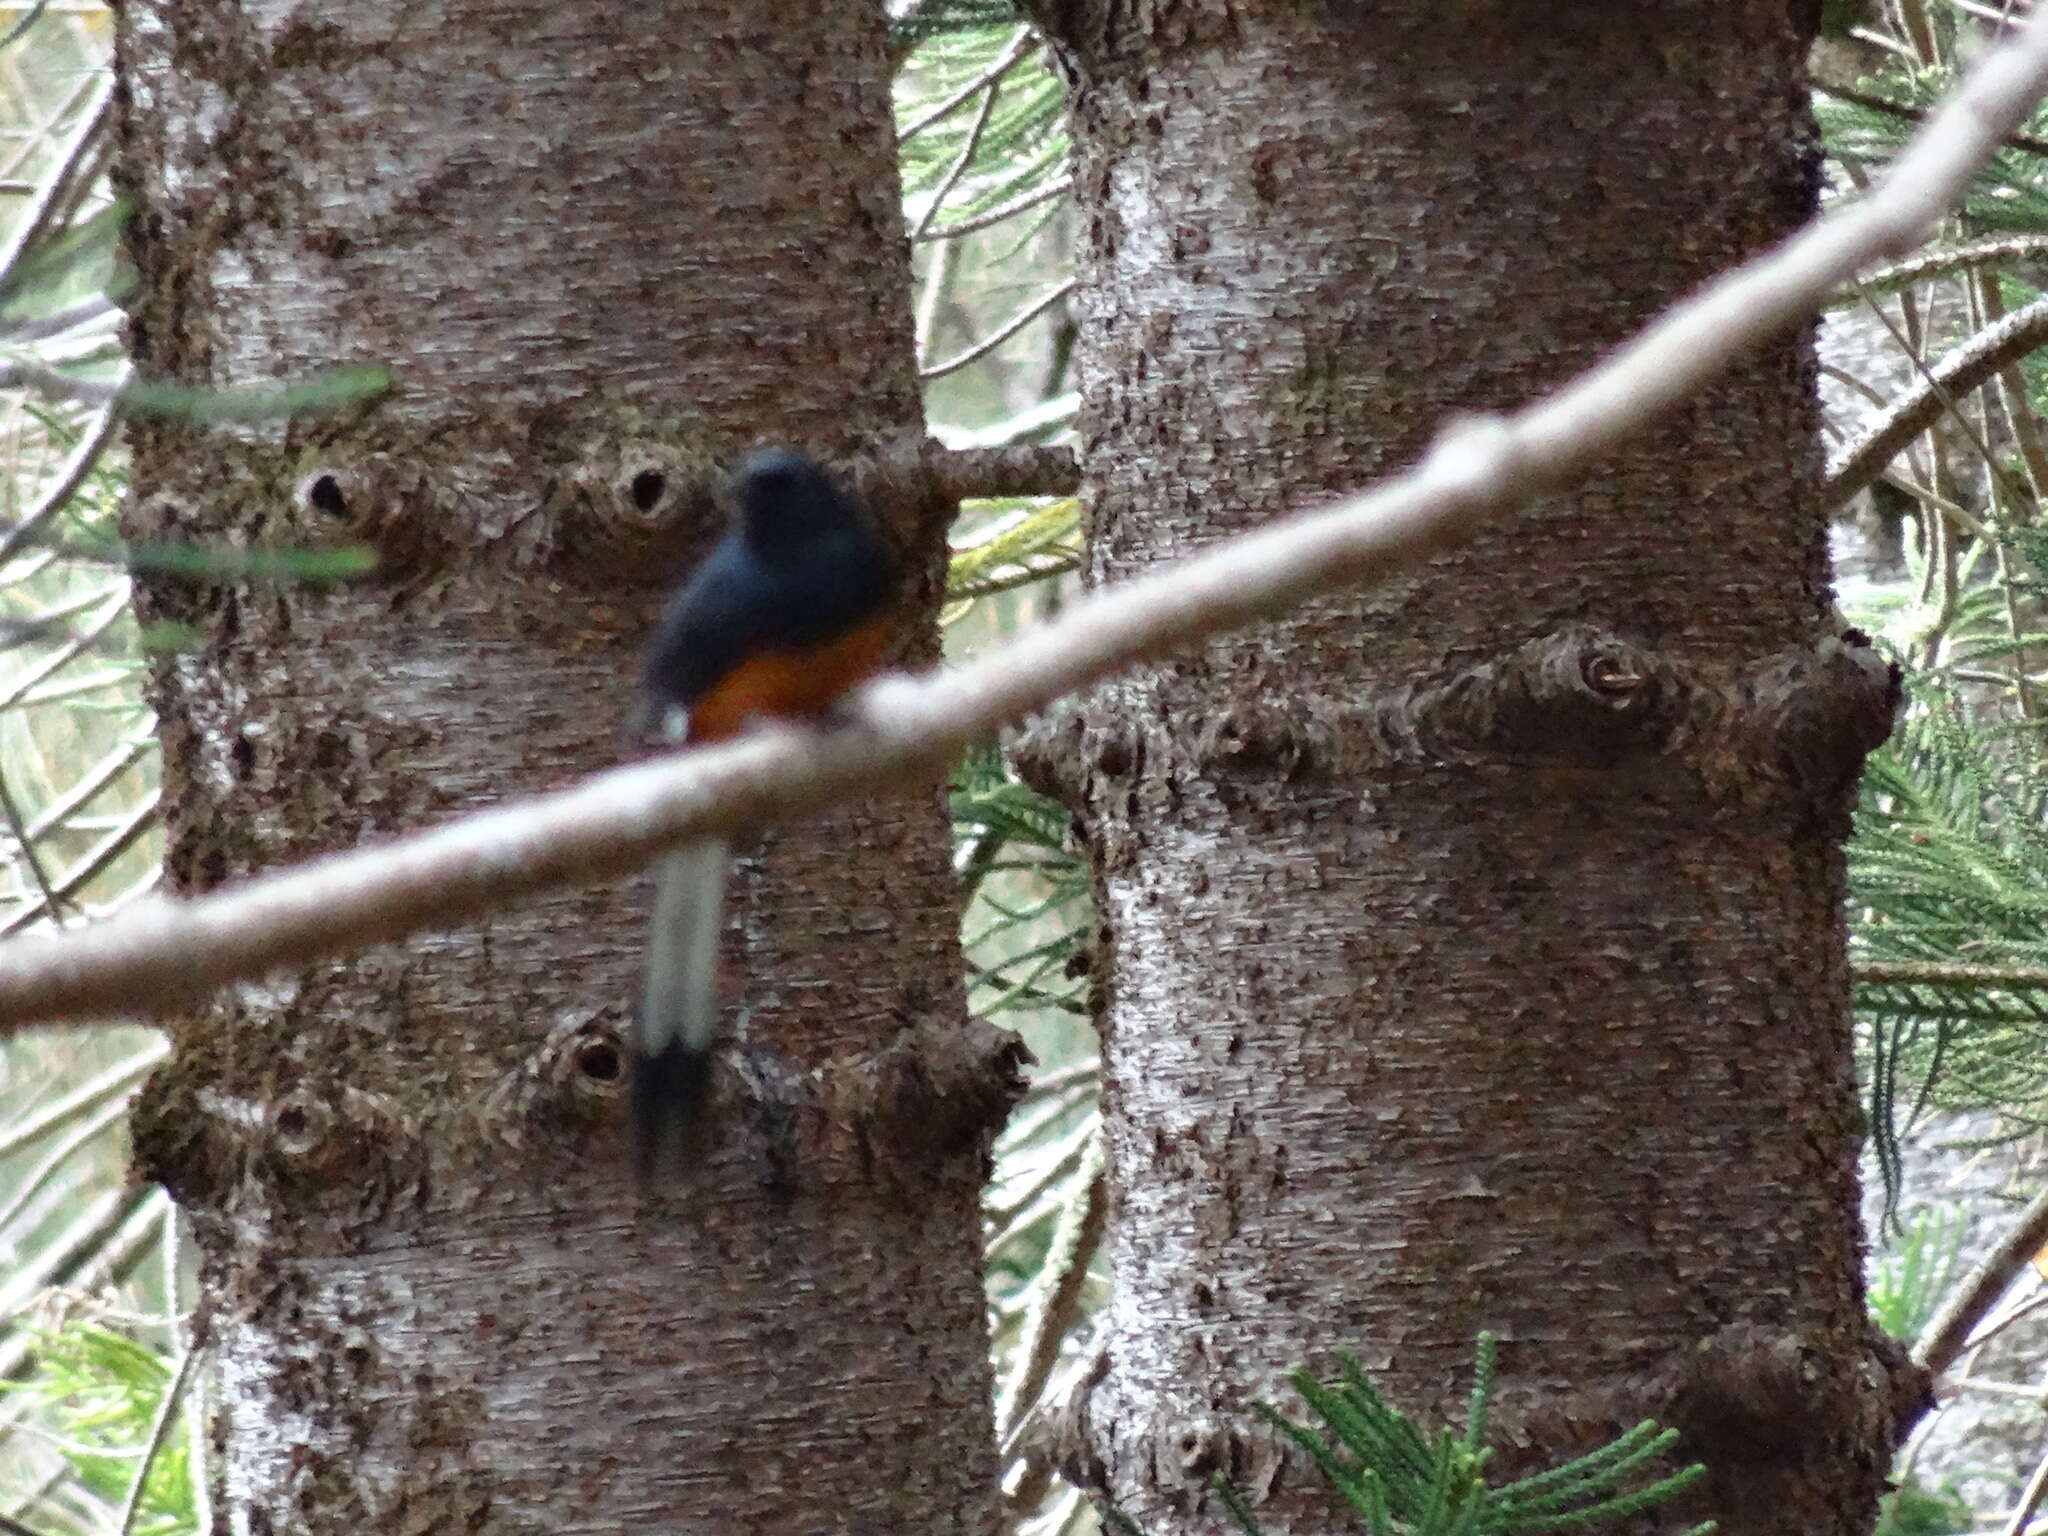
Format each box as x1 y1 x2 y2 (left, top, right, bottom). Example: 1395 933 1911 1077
633 448 896 1181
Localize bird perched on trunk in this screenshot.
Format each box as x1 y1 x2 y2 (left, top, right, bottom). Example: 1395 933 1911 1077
634 449 896 1181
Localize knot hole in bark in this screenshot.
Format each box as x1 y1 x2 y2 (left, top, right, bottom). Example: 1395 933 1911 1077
288 463 430 573
606 458 682 533
631 467 667 512
303 472 348 518
1009 700 1094 808
835 1013 1033 1170
1408 628 1687 766
528 410 732 581
1644 1322 1916 1517
260 1085 411 1189
1011 629 1899 830
1078 1407 1279 1524
496 1010 632 1143
1751 632 1902 799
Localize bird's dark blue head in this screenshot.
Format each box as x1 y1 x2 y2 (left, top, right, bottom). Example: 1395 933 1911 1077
729 449 856 552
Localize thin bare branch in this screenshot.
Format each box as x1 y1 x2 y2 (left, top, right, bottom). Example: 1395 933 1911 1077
1955 0 2032 29
0 357 125 409
0 1040 164 1163
0 789 159 940
915 173 1069 243
1819 78 2048 158
914 233 959 362
0 295 115 345
1952 1288 2048 1357
0 72 112 307
988 1115 1097 1239
24 729 153 843
1848 234 2048 303
0 401 119 570
1875 466 1995 539
119 1325 197 1536
1823 295 2048 511
0 587 131 722
1977 272 2048 495
4 9 2048 1029
0 1093 134 1234
998 1151 1105 1446
0 765 65 928
915 440 1079 501
2000 1445 2048 1536
1917 1182 2048 1375
919 277 1075 380
932 390 1077 450
896 24 1038 145
1855 278 2034 513
1972 275 2043 716
911 71 1004 245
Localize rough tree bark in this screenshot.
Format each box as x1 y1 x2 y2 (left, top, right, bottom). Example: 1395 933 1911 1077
114 4 1015 1529
1020 4 1917 1533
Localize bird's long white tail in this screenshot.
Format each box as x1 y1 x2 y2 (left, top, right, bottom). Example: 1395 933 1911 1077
633 838 730 1180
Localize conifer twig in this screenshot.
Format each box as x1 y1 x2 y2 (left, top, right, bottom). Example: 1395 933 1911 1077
896 23 1038 145
1818 79 2048 158
997 1155 1104 1449
1843 234 2048 303
915 173 1070 242
1823 295 2048 511
2000 1437 2048 1536
1861 959 2048 991
920 278 1075 380
4 7 2048 1028
911 68 1006 243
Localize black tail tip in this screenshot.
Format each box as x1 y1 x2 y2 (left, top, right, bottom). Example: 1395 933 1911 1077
630 1039 715 1187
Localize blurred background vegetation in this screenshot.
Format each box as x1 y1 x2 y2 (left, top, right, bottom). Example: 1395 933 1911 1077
10 1 2048 1532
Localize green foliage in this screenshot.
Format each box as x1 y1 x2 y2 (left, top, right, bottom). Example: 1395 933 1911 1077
1808 2 2048 1238
1112 1336 1708 1536
1233 1337 1707 1536
1851 687 2048 1198
1810 22 2048 1529
1866 1206 1967 1343
896 4 1075 450
897 15 1068 237
897 18 1093 1524
3 1320 197 1536
118 542 378 584
946 496 1080 608
890 0 1023 51
0 4 1086 1529
25 4 2045 1535
951 737 1088 1022
0 198 127 318
1874 1475 1973 1536
117 364 392 424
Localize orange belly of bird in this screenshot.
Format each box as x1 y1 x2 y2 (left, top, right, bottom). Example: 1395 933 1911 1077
686 618 894 744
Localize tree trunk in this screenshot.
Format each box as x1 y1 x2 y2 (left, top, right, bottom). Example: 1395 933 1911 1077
114 4 1012 1529
1022 4 1914 1532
